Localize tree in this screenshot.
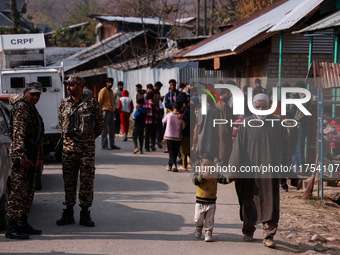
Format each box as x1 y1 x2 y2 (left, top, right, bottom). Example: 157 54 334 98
49 0 98 46
195 0 238 35
50 23 96 47
68 0 98 24
25 0 76 29
9 0 26 33
101 0 185 69
105 0 164 18
196 0 200 36
10 0 20 32
212 0 237 27
236 0 279 20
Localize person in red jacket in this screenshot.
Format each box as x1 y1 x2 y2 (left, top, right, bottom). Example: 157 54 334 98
118 90 134 141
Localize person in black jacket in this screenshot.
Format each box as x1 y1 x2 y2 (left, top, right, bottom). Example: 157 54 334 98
132 98 147 154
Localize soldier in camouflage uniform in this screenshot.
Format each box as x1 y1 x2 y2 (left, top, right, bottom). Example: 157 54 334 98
56 75 104 227
6 82 44 240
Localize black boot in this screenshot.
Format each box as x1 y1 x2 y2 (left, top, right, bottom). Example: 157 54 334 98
5 220 30 239
56 206 75 226
79 207 95 227
18 215 42 235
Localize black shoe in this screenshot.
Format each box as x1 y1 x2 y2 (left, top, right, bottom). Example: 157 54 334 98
18 223 42 235
145 148 150 152
151 145 156 151
56 209 75 226
18 216 42 235
243 232 254 242
156 141 163 149
6 221 30 240
79 209 95 227
5 229 30 239
102 146 111 150
123 137 127 142
111 145 121 150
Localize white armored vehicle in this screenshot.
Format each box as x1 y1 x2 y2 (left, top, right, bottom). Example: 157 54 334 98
0 33 65 160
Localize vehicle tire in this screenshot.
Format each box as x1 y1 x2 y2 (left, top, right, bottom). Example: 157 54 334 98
0 182 10 230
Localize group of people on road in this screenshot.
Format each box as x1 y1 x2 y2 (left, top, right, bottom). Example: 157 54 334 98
97 77 192 173
6 75 310 251
130 79 192 173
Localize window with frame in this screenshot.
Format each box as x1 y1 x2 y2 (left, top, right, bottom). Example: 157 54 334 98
37 76 52 87
10 77 25 88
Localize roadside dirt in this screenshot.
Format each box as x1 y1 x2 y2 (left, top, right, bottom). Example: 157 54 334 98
279 185 340 254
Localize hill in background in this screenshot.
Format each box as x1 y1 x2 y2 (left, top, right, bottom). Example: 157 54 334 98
26 0 197 29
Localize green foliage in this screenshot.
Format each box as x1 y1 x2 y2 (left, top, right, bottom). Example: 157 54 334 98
25 11 59 30
49 21 96 47
236 0 276 20
0 26 26 34
212 5 236 27
47 0 98 46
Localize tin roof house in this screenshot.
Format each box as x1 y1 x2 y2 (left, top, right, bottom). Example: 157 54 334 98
173 0 337 90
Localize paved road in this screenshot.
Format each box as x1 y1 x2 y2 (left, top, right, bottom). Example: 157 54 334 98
0 138 297 255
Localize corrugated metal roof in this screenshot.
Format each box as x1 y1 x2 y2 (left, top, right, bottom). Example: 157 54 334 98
0 0 25 12
59 31 144 72
312 61 340 88
36 23 52 34
268 0 324 32
109 47 179 71
90 15 172 26
183 0 324 58
295 10 340 33
0 11 35 32
175 17 196 24
45 47 84 66
0 12 11 27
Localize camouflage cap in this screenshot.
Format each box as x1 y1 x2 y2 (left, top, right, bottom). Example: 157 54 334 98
25 81 42 94
63 75 85 86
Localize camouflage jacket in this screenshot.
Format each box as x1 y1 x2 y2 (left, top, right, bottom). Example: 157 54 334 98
9 95 44 164
58 94 104 142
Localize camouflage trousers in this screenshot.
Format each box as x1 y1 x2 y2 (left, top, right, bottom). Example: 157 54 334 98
62 139 95 208
7 165 36 222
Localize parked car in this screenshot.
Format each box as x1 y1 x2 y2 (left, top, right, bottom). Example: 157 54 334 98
0 101 11 230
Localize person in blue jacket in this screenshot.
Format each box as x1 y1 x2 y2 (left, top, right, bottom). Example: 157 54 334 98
164 79 180 114
132 98 147 154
